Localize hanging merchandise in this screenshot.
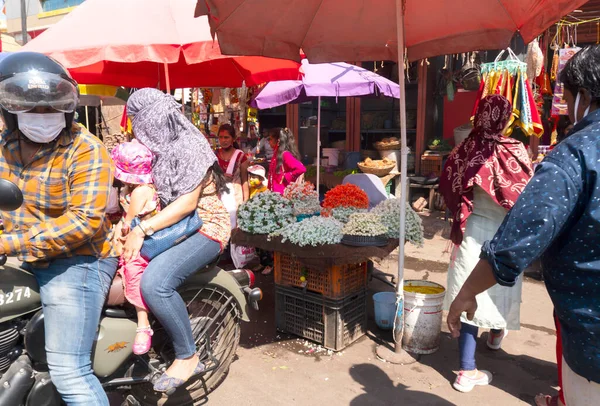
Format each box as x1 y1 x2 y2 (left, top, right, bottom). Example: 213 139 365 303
230 87 240 104
526 39 544 85
551 47 581 116
247 107 258 122
537 68 553 96
458 52 481 91
472 48 543 138
202 88 213 105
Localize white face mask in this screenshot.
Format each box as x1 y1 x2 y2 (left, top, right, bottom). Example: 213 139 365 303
17 112 66 144
573 92 591 126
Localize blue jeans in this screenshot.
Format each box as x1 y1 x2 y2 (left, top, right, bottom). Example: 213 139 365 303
28 256 118 406
459 323 479 371
458 322 503 371
141 232 221 359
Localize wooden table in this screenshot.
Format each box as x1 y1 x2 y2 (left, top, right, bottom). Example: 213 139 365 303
408 183 438 209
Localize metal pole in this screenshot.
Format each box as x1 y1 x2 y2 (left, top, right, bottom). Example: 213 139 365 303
164 63 171 93
394 0 409 355
20 0 28 45
316 96 321 196
377 0 416 364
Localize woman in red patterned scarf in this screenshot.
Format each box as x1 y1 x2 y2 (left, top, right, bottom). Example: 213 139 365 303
440 94 533 393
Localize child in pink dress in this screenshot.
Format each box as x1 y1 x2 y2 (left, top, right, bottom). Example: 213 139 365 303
111 140 160 355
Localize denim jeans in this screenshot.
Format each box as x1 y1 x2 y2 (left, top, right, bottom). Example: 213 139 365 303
458 322 503 371
458 323 479 371
141 232 221 359
27 256 118 406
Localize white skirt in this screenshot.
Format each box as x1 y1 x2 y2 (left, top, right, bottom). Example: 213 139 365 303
443 186 523 330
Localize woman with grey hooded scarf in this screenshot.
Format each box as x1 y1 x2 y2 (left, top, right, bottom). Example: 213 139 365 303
121 88 230 393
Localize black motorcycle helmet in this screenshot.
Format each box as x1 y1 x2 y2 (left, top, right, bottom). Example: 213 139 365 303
0 52 79 133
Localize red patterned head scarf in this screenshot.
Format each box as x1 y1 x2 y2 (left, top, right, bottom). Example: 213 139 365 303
440 95 533 245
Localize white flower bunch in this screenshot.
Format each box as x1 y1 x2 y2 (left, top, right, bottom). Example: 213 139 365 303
372 198 424 247
270 216 343 247
238 191 295 234
284 179 322 216
331 207 367 223
342 213 388 237
293 197 322 216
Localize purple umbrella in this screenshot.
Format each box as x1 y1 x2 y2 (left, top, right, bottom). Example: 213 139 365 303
252 60 400 192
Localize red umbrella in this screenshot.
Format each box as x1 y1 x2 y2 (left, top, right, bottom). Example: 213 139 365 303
21 0 300 90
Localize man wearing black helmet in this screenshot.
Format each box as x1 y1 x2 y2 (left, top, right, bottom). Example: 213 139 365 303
0 52 117 405
448 44 600 405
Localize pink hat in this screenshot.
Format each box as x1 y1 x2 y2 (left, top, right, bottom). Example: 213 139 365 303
111 140 153 185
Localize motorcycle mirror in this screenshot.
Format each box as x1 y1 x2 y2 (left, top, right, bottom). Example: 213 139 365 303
0 179 23 211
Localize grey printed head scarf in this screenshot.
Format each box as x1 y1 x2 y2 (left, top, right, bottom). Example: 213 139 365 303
127 88 217 206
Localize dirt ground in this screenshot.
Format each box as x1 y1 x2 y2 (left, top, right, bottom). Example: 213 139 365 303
205 211 558 406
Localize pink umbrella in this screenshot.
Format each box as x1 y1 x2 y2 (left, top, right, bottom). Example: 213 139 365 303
197 0 586 362
21 0 300 91
251 59 400 193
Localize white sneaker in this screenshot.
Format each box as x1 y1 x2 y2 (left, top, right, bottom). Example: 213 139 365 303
453 370 493 393
487 329 508 350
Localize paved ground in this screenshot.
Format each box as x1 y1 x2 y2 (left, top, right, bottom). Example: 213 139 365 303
204 212 558 406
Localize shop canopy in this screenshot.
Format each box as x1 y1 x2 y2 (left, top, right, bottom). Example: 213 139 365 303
21 0 301 90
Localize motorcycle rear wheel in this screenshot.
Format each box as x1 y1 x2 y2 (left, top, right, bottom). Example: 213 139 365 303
131 286 241 405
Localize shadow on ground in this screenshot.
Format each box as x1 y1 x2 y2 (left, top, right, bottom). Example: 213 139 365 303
349 363 455 405
420 211 451 241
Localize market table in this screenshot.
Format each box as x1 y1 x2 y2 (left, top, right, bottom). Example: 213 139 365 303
231 228 399 268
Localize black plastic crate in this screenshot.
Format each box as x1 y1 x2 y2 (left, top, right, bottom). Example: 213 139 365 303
275 285 367 351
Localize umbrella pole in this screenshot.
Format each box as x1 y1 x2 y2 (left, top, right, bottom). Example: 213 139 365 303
376 0 418 365
316 96 321 196
85 106 90 131
164 63 171 93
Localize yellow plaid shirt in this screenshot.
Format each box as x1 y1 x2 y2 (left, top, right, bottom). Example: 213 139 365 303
0 124 116 263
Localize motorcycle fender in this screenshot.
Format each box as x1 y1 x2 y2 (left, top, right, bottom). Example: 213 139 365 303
184 267 250 322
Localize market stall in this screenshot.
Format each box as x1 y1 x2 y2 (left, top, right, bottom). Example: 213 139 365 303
232 180 424 350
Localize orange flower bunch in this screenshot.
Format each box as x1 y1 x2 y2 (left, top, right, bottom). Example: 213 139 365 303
322 184 369 211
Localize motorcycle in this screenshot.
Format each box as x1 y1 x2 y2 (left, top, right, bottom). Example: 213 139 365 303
0 179 262 406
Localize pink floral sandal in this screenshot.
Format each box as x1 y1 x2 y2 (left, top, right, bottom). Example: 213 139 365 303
133 326 153 355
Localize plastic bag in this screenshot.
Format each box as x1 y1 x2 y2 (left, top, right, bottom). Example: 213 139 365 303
230 244 257 269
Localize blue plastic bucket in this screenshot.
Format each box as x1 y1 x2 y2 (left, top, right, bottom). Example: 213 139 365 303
373 292 397 330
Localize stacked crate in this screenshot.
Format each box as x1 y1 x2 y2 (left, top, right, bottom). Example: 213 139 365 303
273 252 368 351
